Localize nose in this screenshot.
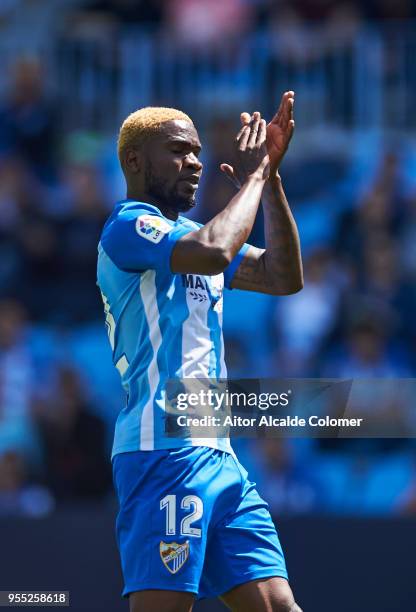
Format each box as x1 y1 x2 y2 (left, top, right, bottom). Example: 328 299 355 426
184 153 202 171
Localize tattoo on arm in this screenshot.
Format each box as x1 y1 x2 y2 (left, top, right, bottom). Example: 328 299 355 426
231 246 266 290
231 178 303 294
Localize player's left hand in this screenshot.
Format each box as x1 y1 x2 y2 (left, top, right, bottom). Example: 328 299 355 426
241 91 295 175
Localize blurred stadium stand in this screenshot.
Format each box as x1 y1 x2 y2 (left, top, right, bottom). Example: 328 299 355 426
0 0 416 516
0 1 416 608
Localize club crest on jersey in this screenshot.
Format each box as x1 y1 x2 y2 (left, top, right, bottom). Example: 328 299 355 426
136 214 172 244
160 541 190 574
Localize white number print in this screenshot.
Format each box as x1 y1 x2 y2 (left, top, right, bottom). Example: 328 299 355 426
181 495 203 537
160 495 176 536
100 291 129 378
101 291 115 349
160 494 203 538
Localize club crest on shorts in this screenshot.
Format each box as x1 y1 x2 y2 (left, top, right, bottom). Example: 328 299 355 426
160 541 190 574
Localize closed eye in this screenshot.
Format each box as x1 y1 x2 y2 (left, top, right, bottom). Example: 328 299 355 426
169 143 201 157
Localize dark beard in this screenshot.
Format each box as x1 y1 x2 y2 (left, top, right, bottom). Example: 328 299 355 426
145 162 196 212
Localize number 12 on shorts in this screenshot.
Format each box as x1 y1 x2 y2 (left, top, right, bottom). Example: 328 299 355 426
160 494 203 537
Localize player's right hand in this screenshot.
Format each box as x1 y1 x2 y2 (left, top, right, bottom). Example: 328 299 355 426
220 112 270 189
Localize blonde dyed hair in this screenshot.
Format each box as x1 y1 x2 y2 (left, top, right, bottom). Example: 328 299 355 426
117 106 193 164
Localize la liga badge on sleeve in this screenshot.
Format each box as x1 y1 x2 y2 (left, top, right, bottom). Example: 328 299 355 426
135 214 172 243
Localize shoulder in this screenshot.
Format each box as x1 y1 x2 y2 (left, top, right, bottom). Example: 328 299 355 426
103 201 173 239
177 215 202 231
99 201 191 272
116 200 171 223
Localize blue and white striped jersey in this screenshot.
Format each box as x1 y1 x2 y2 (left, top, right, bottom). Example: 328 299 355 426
97 200 248 458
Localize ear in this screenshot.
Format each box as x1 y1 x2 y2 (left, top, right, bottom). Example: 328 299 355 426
124 148 142 174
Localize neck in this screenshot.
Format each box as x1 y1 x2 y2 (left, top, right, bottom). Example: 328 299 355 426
126 188 180 221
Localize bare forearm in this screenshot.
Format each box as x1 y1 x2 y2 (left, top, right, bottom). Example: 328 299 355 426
171 176 266 275
171 111 270 276
261 174 303 293
197 176 265 262
230 175 303 294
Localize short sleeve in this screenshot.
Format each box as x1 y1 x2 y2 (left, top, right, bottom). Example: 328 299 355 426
223 243 250 289
101 204 190 272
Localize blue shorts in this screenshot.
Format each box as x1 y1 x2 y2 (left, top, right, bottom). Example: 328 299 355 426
112 446 288 599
